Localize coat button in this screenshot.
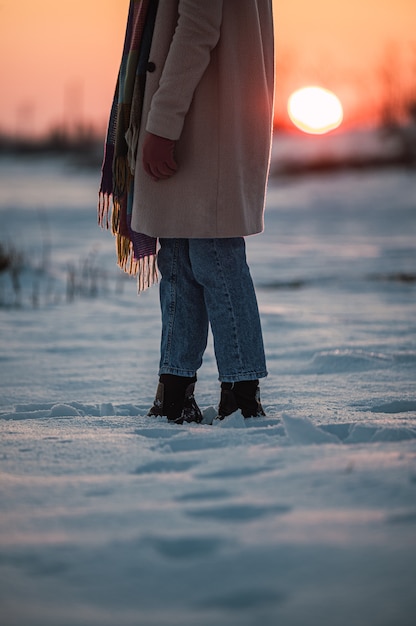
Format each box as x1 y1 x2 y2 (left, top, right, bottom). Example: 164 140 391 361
147 61 156 73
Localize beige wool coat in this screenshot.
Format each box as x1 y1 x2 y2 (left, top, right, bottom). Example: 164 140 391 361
130 0 275 239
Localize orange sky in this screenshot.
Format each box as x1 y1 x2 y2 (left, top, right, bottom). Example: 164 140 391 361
0 0 415 136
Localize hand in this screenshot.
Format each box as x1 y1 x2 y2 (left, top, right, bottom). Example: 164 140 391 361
142 132 178 181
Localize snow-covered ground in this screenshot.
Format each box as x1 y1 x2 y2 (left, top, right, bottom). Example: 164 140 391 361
1 144 416 625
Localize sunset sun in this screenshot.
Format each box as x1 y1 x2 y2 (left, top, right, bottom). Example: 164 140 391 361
288 86 344 134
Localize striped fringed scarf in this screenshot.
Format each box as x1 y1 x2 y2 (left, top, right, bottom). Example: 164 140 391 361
98 0 159 292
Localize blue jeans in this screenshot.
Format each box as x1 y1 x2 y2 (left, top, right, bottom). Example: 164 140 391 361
157 238 267 383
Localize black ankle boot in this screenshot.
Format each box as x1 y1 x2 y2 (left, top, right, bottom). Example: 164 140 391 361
148 374 203 424
216 380 266 420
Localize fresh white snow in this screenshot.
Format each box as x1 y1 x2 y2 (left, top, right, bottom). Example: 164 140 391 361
0 140 416 625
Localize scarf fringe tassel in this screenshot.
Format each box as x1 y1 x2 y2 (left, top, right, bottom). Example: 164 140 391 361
98 191 111 230
97 192 158 293
116 234 158 292
136 253 159 293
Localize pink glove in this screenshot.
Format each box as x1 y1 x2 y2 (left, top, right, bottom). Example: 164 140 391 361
142 132 178 181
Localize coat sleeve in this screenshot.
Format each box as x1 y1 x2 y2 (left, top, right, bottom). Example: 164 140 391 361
145 0 223 140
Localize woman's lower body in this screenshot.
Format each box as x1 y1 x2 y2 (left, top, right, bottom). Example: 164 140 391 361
148 237 267 423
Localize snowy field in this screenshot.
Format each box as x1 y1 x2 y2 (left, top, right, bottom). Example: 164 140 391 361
1 149 416 625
